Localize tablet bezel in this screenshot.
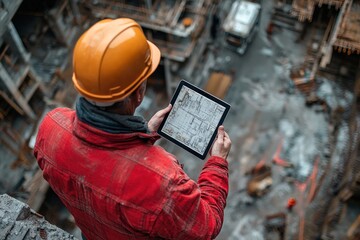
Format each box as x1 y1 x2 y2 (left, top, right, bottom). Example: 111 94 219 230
157 80 231 159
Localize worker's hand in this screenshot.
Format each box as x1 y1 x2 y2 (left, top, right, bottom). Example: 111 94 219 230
210 126 231 159
148 104 172 133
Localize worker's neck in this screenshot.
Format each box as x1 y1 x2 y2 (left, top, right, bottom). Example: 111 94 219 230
106 85 145 115
107 98 139 116
108 104 135 115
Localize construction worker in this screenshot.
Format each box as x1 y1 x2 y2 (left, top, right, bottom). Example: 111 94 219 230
33 18 231 240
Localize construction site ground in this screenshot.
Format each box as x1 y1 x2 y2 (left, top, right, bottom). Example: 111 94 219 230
147 1 356 239
1 0 359 239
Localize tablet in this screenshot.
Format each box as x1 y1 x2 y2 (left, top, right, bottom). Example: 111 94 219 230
157 80 231 159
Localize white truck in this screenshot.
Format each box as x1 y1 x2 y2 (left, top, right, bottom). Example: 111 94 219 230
222 0 261 54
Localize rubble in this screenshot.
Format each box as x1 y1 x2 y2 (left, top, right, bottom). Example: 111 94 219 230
0 194 77 240
265 212 287 240
0 0 359 239
246 164 273 197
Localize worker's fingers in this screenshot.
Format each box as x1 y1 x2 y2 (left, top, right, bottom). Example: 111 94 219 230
155 104 172 118
154 104 172 119
223 130 231 151
223 130 230 139
223 131 231 148
147 104 172 132
217 125 225 141
210 126 231 159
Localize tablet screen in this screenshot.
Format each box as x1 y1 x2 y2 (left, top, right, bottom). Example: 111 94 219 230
157 80 230 159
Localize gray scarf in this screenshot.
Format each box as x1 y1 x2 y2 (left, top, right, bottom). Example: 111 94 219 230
75 97 148 134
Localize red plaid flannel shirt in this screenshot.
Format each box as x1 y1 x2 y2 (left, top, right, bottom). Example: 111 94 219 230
34 108 228 239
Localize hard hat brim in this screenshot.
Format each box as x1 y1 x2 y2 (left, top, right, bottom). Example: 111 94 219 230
146 40 161 78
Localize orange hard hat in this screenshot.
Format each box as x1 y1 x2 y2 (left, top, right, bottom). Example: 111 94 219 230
72 18 161 103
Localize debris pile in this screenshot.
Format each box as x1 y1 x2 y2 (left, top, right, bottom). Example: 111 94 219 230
0 194 77 240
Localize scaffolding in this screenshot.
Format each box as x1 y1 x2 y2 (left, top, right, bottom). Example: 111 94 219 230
269 3 360 237
301 69 360 239
333 1 360 54
0 0 80 210
78 0 216 96
291 0 345 21
273 0 360 83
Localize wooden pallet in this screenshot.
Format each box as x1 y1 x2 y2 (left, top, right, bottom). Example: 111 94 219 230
204 71 233 99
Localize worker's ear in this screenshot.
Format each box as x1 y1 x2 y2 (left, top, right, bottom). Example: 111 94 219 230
134 81 147 105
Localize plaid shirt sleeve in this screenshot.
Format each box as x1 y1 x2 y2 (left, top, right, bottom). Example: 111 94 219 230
150 156 228 240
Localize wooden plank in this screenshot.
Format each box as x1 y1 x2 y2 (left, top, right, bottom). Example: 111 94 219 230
170 0 187 28
347 215 360 239
355 63 360 98
6 22 31 63
0 44 9 61
0 0 23 38
204 72 232 99
0 90 24 115
0 63 35 119
24 169 49 211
